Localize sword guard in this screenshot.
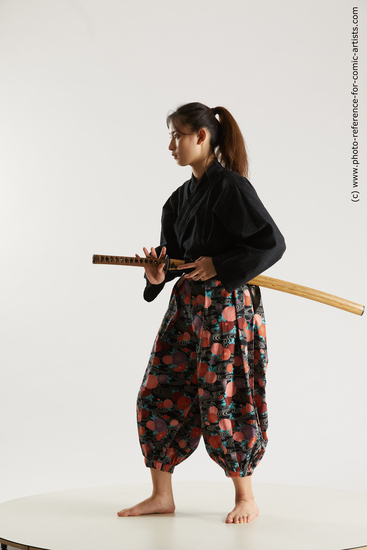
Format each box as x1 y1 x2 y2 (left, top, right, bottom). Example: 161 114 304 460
163 254 170 272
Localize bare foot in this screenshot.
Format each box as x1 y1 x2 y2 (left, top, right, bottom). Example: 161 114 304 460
225 498 259 524
117 494 175 517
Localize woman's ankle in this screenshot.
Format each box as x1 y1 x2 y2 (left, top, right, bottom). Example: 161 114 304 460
231 475 255 501
150 468 174 497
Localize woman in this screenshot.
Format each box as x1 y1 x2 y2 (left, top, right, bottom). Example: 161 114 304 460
117 102 286 523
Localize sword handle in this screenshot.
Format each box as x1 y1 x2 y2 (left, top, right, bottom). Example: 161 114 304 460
92 254 185 271
92 254 165 268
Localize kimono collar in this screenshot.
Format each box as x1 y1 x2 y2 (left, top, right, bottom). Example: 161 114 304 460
189 158 223 191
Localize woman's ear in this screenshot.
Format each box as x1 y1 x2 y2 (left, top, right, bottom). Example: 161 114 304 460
197 128 208 145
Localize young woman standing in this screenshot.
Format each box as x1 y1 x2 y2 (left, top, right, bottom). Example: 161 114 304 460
117 102 286 523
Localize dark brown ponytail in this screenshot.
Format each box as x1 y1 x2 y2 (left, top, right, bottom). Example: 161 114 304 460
166 102 249 177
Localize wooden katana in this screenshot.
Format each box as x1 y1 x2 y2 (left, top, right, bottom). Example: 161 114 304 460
92 254 364 317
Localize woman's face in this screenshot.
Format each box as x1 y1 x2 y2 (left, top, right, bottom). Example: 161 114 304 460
168 120 207 167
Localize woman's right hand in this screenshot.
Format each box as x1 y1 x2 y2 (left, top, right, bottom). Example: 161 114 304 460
135 246 167 285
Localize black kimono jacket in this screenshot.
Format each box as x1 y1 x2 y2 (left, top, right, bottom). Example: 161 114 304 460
144 158 286 302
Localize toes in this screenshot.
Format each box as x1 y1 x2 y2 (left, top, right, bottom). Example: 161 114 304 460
227 511 256 524
117 509 130 517
227 514 250 524
226 513 234 523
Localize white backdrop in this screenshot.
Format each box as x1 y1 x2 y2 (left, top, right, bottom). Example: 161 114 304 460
0 0 366 504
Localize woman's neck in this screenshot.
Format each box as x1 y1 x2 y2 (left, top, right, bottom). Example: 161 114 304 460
191 155 216 182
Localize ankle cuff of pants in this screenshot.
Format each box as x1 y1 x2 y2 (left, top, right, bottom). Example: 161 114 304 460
225 470 252 478
145 458 175 474
224 465 254 478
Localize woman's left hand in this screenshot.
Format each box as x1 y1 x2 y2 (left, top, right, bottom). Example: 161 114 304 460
177 256 217 281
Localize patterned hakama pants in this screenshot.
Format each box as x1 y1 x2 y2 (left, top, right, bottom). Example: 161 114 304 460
137 275 268 478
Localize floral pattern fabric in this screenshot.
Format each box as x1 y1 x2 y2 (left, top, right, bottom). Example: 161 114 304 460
137 275 268 478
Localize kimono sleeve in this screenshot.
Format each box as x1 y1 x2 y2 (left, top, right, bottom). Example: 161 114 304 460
211 177 286 292
143 195 182 302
